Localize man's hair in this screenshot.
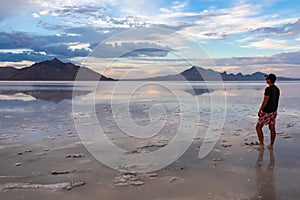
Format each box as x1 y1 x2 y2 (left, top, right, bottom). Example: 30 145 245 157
265 73 277 83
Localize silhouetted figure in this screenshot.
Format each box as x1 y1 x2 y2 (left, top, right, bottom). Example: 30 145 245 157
255 150 276 200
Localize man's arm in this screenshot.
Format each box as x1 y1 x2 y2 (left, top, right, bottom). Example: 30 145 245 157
258 96 269 116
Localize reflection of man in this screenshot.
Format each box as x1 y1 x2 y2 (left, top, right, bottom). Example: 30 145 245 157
255 150 276 200
256 74 280 151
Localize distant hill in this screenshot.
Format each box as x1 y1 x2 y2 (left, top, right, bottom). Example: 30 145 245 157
0 58 114 81
139 66 299 81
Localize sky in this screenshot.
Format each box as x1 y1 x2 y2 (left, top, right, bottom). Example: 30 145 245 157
0 0 299 78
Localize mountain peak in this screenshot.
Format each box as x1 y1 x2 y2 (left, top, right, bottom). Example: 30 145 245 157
252 71 265 75
50 58 63 63
221 71 227 75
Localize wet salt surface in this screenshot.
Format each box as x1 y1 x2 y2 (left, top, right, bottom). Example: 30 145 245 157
0 81 299 199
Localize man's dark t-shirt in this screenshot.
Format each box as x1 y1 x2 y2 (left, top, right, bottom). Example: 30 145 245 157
263 85 280 113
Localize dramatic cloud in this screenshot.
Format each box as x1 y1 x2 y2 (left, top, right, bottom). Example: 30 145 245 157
152 3 297 40
0 28 174 62
210 51 300 66
0 0 299 78
37 21 67 31
0 31 93 61
0 0 32 21
253 18 300 36
90 42 172 58
0 52 54 62
0 32 39 49
242 38 300 50
44 5 111 27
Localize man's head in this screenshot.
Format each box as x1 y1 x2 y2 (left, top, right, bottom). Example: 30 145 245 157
265 73 277 85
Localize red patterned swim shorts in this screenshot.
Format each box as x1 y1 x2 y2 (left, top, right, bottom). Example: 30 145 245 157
258 111 277 125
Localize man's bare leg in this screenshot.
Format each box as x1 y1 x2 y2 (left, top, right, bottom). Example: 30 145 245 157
268 123 276 150
256 123 264 151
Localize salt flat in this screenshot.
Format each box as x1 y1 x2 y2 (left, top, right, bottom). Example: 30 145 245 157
0 81 299 199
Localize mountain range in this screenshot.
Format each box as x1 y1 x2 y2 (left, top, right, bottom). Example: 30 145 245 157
141 66 299 81
0 58 113 81
0 58 298 81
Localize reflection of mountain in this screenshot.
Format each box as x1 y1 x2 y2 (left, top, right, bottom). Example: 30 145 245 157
184 87 211 96
138 66 299 81
0 90 91 103
0 58 115 81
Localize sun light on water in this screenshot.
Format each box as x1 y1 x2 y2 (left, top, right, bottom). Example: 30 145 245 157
145 89 161 95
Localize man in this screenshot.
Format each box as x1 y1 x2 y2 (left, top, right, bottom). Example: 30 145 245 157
256 73 280 151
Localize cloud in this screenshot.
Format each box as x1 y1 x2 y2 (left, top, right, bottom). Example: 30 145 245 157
1 0 152 28
211 51 300 66
120 48 169 57
0 48 33 54
243 38 300 50
0 0 32 21
90 42 172 58
43 44 91 57
64 27 124 42
35 4 152 28
262 67 284 72
152 3 296 40
0 28 175 62
0 27 118 51
109 66 135 70
3 0 296 43
271 51 300 64
1 0 300 68
112 0 162 16
218 65 240 72
68 43 91 51
27 0 287 41
0 60 34 68
0 0 87 21
160 1 188 13
49 5 109 21
29 0 100 9
0 44 91 62
28 0 160 28
252 18 300 36
37 21 67 30
0 32 37 49
0 52 54 62
0 31 93 61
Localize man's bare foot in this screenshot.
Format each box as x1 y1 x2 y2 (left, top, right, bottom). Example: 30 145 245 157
255 145 264 151
268 145 273 150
